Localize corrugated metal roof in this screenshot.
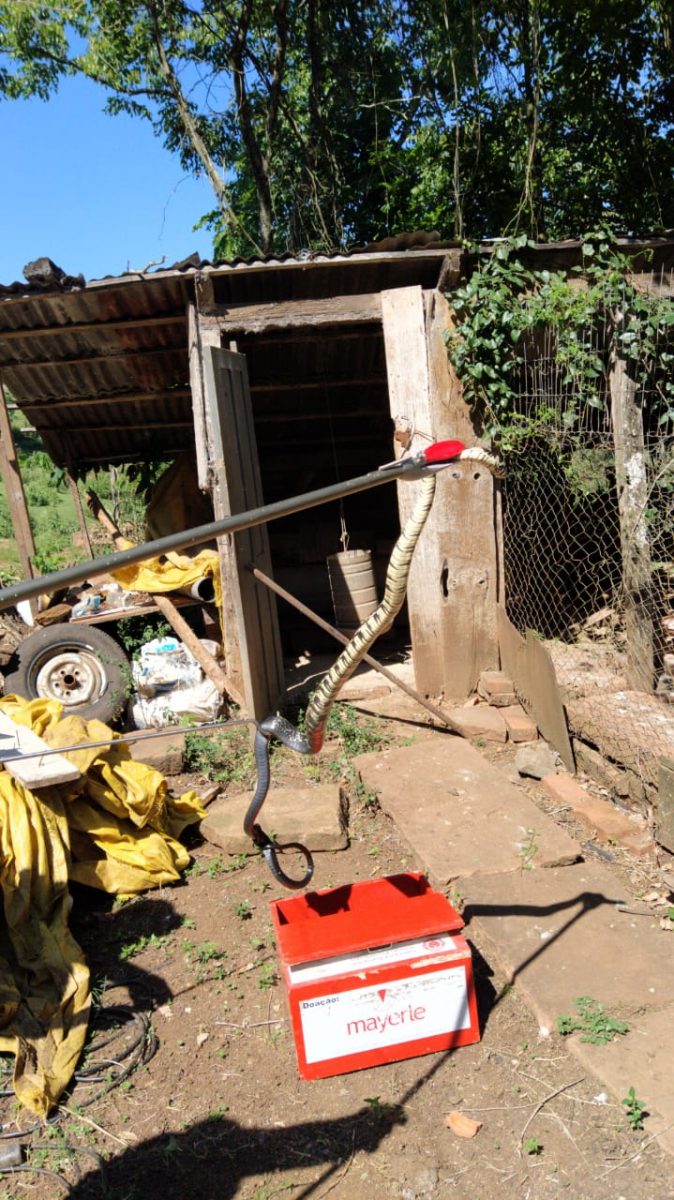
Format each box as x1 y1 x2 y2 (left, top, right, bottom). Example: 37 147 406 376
0 243 455 468
1 237 672 470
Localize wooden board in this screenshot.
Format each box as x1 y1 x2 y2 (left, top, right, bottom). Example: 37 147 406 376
201 345 284 719
381 286 499 698
497 605 574 771
0 711 81 788
205 293 382 333
0 382 37 615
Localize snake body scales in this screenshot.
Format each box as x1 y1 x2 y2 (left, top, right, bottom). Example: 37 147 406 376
244 446 500 885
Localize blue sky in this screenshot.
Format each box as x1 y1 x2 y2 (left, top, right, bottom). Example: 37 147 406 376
0 74 217 286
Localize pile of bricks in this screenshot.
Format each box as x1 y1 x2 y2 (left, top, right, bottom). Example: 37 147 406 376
447 670 538 744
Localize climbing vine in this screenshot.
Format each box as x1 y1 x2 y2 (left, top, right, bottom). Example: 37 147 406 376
445 232 674 451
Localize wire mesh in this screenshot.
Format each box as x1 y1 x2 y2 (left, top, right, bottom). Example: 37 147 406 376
500 293 674 777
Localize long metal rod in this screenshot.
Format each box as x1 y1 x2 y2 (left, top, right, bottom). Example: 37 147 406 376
249 565 462 733
0 460 410 612
0 717 254 765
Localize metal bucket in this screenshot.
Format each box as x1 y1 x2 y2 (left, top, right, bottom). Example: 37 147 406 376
326 549 379 633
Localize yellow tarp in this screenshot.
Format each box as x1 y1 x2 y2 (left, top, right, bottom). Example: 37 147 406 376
0 696 206 1117
110 542 222 613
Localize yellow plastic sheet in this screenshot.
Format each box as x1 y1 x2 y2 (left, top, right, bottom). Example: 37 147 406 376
0 697 207 1117
110 542 222 612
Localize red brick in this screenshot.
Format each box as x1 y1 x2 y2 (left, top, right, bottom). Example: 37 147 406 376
478 670 514 697
501 704 538 743
486 691 518 708
540 773 590 807
541 775 638 845
447 704 507 742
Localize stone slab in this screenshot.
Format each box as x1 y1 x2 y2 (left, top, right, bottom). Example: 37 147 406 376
354 737 580 884
444 705 507 742
128 730 184 776
200 785 348 854
459 859 673 1024
570 1004 674 1155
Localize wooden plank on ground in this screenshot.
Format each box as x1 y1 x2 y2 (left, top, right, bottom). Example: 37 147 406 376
0 711 81 788
497 604 574 771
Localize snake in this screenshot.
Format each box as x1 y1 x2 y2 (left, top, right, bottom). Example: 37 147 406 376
244 444 503 889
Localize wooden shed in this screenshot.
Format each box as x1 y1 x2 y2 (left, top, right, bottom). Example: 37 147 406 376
0 244 500 719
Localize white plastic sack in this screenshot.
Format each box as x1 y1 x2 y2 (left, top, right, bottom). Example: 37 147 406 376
131 676 222 728
132 636 216 696
130 636 224 728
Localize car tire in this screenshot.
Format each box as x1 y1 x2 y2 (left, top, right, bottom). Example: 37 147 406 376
3 623 130 724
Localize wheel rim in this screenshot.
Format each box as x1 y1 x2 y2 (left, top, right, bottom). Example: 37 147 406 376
32 648 107 708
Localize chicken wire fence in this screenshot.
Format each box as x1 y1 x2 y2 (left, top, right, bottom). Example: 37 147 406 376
499 316 674 758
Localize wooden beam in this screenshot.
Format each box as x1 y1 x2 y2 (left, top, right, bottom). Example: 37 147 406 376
0 381 37 612
381 287 498 699
250 376 386 394
206 293 382 333
609 322 654 691
19 388 191 412
427 291 499 693
0 313 185 344
202 346 285 719
65 469 93 558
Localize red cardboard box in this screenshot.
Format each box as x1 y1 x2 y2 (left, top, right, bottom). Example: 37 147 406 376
270 872 480 1080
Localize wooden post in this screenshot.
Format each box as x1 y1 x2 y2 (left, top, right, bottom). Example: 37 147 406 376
381 286 498 698
0 380 37 618
65 468 94 558
200 344 284 720
609 324 654 692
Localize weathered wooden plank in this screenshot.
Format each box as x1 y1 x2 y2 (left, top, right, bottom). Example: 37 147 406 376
0 711 81 788
207 293 382 333
188 303 221 493
0 381 37 615
202 346 284 719
497 605 575 771
609 326 654 691
382 286 499 698
381 286 442 694
428 291 499 694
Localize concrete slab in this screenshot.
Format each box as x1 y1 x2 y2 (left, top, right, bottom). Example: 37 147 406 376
128 730 184 775
459 860 674 1024
570 1004 674 1155
200 785 348 854
354 737 580 884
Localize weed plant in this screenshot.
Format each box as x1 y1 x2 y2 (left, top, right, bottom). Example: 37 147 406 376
556 996 629 1044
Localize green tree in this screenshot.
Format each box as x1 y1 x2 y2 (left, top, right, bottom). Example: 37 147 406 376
0 1 672 254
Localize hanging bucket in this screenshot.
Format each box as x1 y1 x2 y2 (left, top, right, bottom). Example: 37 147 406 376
326 549 379 633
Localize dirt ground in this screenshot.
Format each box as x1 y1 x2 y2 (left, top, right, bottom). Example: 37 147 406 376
2 706 674 1200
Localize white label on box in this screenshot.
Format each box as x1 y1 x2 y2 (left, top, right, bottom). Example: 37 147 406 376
299 967 470 1063
289 934 459 984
